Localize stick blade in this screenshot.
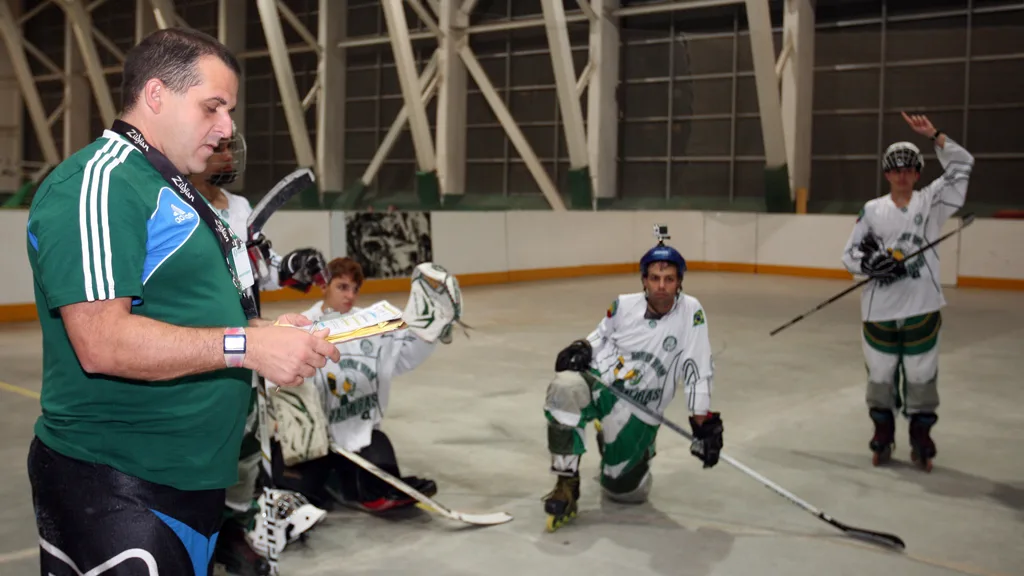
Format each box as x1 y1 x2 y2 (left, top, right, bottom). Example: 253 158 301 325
837 523 906 550
247 167 316 234
446 510 515 526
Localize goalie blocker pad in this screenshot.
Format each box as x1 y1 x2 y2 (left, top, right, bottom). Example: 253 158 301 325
403 262 463 344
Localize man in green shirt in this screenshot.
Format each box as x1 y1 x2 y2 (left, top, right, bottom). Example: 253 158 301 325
24 27 340 575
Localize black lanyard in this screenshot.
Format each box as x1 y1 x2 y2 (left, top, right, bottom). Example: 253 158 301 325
110 119 259 320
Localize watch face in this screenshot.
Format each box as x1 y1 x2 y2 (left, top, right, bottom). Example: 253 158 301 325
224 334 246 353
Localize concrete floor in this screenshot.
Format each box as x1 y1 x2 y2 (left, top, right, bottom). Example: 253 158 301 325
1 272 1022 576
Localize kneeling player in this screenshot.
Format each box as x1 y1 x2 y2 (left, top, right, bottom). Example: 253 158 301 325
542 235 724 531
269 258 464 512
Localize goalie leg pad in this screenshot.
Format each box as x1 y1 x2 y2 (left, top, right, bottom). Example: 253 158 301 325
271 380 331 467
544 372 593 428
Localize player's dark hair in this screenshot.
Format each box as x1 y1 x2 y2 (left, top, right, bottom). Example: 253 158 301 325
328 258 365 291
120 27 241 114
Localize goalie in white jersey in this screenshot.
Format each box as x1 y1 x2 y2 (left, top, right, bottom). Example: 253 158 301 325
268 257 463 514
542 231 723 531
841 112 974 472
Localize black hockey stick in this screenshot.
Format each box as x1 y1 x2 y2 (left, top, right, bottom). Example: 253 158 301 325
600 382 907 550
769 213 976 337
247 167 316 237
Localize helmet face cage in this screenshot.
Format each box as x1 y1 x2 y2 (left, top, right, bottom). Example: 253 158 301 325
882 142 923 173
206 122 247 185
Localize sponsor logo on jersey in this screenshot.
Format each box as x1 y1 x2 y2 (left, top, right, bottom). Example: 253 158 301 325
125 129 150 152
693 309 705 327
171 203 195 224
360 339 374 354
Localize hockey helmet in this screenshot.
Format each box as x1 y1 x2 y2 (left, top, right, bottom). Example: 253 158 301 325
640 244 687 278
882 141 924 173
207 120 247 186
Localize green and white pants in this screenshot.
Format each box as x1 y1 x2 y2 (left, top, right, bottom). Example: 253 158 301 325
544 371 659 497
862 311 942 415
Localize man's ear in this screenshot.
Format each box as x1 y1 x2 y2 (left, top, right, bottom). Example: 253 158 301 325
143 78 165 113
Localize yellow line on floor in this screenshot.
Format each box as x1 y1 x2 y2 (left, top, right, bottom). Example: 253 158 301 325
0 380 39 400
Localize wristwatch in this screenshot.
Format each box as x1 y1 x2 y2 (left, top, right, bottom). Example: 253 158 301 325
224 327 247 368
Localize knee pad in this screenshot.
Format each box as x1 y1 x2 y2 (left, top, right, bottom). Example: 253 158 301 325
545 371 592 427
602 468 653 504
600 453 652 504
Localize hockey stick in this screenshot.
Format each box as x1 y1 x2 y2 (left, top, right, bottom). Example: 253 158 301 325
247 167 316 237
600 382 907 550
769 213 975 337
329 443 514 527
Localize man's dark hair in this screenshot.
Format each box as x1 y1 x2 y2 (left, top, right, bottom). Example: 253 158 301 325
121 27 241 113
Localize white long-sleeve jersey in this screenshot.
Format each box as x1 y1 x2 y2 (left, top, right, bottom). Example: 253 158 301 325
299 300 437 452
841 139 974 322
587 292 714 427
217 188 282 291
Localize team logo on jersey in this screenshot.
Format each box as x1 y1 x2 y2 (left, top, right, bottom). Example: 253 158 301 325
914 213 923 225
607 299 618 318
662 336 677 352
692 309 705 327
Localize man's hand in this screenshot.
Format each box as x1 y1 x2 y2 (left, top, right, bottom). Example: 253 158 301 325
903 111 945 148
275 313 313 327
245 325 340 387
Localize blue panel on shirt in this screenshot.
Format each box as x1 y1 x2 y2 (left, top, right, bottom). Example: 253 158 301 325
136 187 200 305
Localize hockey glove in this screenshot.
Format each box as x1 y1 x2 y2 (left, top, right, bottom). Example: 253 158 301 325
246 233 274 285
555 339 592 373
689 412 723 469
861 251 907 286
280 248 329 293
403 262 465 344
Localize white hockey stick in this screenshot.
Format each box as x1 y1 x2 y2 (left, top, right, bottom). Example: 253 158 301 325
329 443 514 526
599 382 906 550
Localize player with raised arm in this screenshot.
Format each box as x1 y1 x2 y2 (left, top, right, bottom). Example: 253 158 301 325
187 127 330 575
257 257 464 528
542 227 723 532
841 112 974 471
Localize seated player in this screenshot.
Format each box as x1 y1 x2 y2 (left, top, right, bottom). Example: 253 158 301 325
267 257 464 513
541 232 724 531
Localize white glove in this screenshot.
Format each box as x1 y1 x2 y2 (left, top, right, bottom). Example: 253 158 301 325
402 262 464 344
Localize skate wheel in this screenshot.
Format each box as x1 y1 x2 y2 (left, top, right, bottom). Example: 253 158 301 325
545 511 576 533
872 446 892 467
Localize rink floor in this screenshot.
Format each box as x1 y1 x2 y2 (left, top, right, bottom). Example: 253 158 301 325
1 271 1022 576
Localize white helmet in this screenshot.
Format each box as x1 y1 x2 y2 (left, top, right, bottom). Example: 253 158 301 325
207 120 247 186
245 488 327 558
882 141 924 173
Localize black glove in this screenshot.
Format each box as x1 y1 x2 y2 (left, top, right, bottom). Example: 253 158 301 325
279 248 328 293
858 232 883 259
555 339 592 372
861 251 907 286
689 412 723 469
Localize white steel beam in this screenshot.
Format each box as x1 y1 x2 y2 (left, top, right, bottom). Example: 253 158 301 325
587 0 619 201
381 0 436 173
459 45 566 211
0 0 25 191
145 0 179 29
541 0 587 170
407 0 441 38
256 0 316 171
135 0 157 44
743 0 790 210
277 1 321 55
436 0 467 195
64 15 92 156
0 0 60 167
61 0 116 125
218 0 247 193
317 0 345 195
780 0 814 205
363 52 440 188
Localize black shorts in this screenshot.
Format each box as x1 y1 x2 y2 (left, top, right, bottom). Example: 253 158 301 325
27 436 225 576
